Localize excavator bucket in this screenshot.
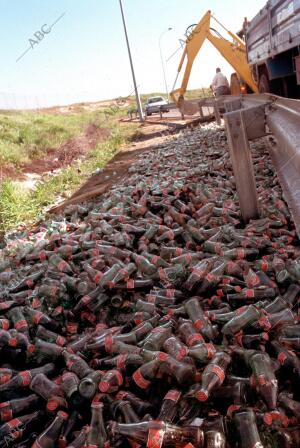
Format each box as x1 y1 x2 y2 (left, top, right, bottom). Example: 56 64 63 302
177 97 200 116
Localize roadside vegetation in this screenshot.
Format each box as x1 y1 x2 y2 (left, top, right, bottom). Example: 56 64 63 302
0 87 209 234
0 106 138 233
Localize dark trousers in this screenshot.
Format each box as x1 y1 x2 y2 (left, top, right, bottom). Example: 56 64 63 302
215 85 230 97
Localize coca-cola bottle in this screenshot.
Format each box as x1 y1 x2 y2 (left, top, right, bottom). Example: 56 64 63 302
0 363 55 392
32 411 68 447
239 350 278 409
195 352 231 402
62 351 93 379
159 354 196 385
108 420 204 447
99 369 123 393
157 389 181 423
30 373 67 412
65 425 88 448
0 411 40 444
114 400 140 423
36 326 66 347
61 371 85 410
86 402 108 448
141 323 173 351
188 343 216 364
278 392 300 418
185 298 216 341
222 305 261 336
233 408 263 448
34 339 64 360
177 319 205 347
0 394 40 422
79 370 103 399
132 359 161 390
115 391 154 416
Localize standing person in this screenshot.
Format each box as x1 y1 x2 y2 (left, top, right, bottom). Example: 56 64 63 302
210 68 230 97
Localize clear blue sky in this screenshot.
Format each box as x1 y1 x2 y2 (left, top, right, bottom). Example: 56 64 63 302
0 0 266 108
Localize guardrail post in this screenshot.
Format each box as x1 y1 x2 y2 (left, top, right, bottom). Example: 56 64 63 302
198 100 204 119
213 100 221 125
224 109 260 222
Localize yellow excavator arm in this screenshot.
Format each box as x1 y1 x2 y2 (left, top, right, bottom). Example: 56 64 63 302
171 10 258 104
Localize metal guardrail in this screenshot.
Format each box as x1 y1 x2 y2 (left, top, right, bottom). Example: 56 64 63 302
219 93 300 238
178 93 300 236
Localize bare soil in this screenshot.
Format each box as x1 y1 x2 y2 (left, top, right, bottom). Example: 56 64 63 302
1 124 111 181
50 122 184 213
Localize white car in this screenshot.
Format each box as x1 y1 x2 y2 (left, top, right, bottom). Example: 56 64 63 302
145 96 169 116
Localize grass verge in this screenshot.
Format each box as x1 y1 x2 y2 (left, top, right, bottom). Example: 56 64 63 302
0 116 138 233
0 109 114 167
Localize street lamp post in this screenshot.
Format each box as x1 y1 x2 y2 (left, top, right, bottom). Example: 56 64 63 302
118 0 144 122
159 27 172 102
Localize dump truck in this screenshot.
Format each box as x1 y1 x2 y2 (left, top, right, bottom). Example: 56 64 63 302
245 0 300 97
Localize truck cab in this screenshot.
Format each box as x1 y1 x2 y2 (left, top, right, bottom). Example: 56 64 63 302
245 0 300 98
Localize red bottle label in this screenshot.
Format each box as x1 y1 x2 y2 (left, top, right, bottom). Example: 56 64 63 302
157 352 168 361
206 273 216 283
165 389 181 402
133 369 151 389
147 295 156 304
31 298 41 309
236 249 245 259
7 417 22 429
56 335 66 347
114 370 123 386
19 371 32 386
235 331 244 347
57 260 67 271
205 343 215 359
158 268 167 282
127 279 135 289
25 279 34 288
177 347 188 360
9 338 17 347
235 306 247 316
175 247 183 256
277 352 287 365
0 320 9 330
15 320 28 330
257 374 266 386
151 256 159 265
194 319 203 331
0 373 12 384
32 311 44 325
166 289 175 298
147 427 165 448
186 333 204 346
261 260 269 272
82 295 92 305
245 289 255 298
0 409 13 422
115 391 128 400
166 230 174 241
211 365 225 382
227 404 241 417
116 354 128 370
104 334 114 353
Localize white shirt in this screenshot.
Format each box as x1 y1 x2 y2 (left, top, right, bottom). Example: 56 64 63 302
212 72 229 89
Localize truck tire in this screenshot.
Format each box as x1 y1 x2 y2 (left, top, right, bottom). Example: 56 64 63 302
258 73 270 93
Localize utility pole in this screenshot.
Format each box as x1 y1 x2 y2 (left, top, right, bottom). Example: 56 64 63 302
119 0 144 122
159 28 172 102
